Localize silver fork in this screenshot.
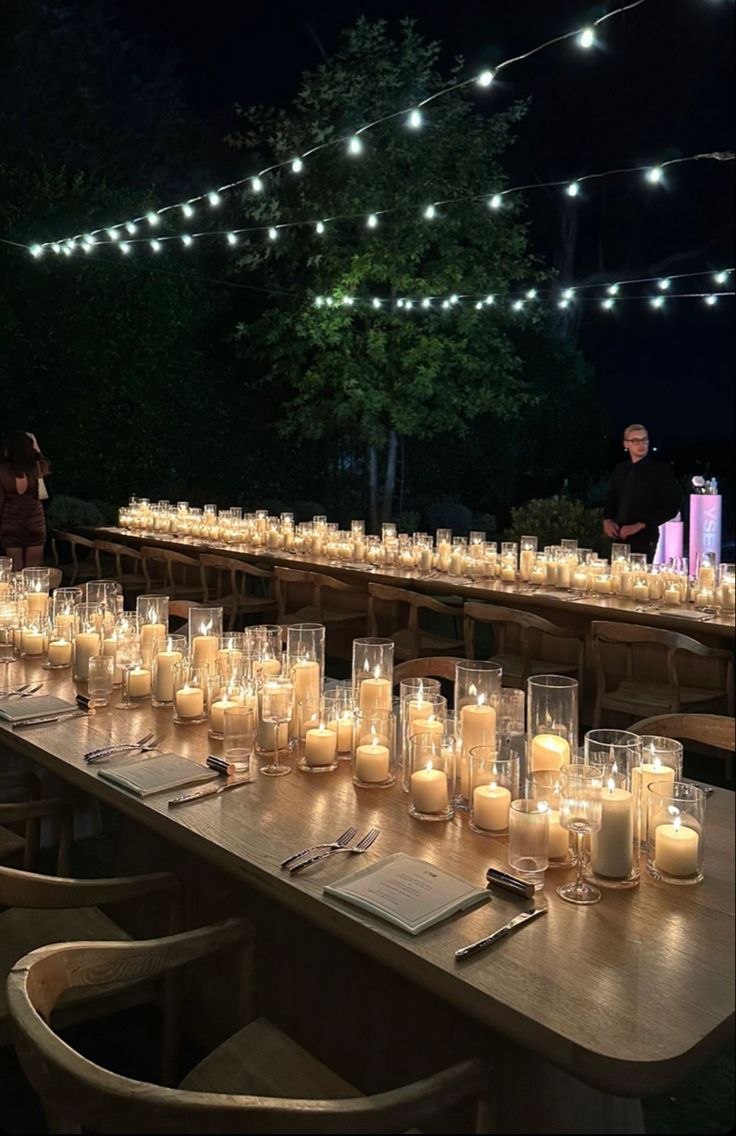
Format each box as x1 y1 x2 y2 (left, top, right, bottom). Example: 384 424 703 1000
280 826 358 869
0 683 31 699
16 683 44 698
86 737 162 765
84 731 154 760
289 828 380 874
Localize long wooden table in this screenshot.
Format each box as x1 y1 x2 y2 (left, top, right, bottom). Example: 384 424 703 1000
2 658 733 1133
89 526 736 643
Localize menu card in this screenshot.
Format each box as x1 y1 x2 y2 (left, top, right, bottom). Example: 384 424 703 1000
97 754 218 797
324 853 489 935
0 695 80 723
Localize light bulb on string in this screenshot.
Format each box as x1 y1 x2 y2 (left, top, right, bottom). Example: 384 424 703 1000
120 242 131 255
558 298 570 309
348 135 363 155
512 299 525 312
477 69 495 87
397 298 405 308
251 176 264 193
84 235 96 245
29 245 43 258
441 299 450 310
705 294 718 306
405 299 414 310
315 221 325 235
325 296 334 306
475 300 483 310
291 157 304 174
650 295 665 309
607 283 620 296
578 27 595 49
208 191 221 207
485 294 495 305
488 194 503 210
182 203 195 218
372 298 382 309
421 297 431 309
268 227 279 241
150 240 162 253
646 166 663 184
125 222 137 235
658 278 671 291
181 234 193 247
226 232 238 245
407 109 422 129
563 287 575 300
525 288 537 300
106 228 120 242
423 204 437 220
450 293 459 305
566 182 580 198
714 271 729 285
342 296 355 306
146 212 160 227
315 296 324 307
67 240 77 251
602 297 616 310
366 213 379 229
82 243 93 254
61 245 72 256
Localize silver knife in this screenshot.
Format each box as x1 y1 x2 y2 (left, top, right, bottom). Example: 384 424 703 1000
168 774 252 807
455 907 546 961
11 711 86 729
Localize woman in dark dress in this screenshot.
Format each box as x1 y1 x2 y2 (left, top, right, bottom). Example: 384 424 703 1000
0 431 51 570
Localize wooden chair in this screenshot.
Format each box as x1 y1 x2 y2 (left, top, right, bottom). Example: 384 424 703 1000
463 602 584 689
169 599 204 630
92 539 147 597
274 567 367 632
200 553 277 631
47 567 62 590
394 656 462 685
9 919 492 1135
591 621 734 728
368 583 464 662
49 531 98 586
630 713 735 786
0 798 180 1048
142 547 205 599
0 771 42 868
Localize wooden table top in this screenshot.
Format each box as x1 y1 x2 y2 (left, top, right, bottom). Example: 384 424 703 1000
2 658 734 1099
92 527 736 642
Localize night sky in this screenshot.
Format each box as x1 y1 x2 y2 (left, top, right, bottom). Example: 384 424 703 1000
116 0 734 460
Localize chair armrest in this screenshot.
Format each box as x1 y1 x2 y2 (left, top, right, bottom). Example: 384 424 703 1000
0 798 70 824
0 865 181 909
0 771 41 797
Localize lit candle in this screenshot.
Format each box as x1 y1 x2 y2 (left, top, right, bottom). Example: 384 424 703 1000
572 570 587 590
127 666 151 698
327 714 354 753
546 809 570 859
632 581 650 602
530 733 570 771
292 658 321 705
359 667 392 712
519 550 535 581
501 564 516 582
175 683 204 719
631 755 675 842
410 760 448 813
305 724 337 767
355 738 390 783
21 628 45 656
74 631 100 679
460 697 496 754
663 585 681 605
591 779 634 877
153 644 183 702
472 781 511 831
720 583 735 611
210 695 242 735
47 638 72 667
192 620 218 668
412 714 444 739
26 591 49 618
140 619 166 662
654 815 699 877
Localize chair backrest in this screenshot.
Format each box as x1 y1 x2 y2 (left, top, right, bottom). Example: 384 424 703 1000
393 656 460 685
50 531 96 580
629 713 736 753
93 540 142 581
8 921 490 1135
463 601 578 663
47 567 62 590
274 566 360 623
200 553 273 604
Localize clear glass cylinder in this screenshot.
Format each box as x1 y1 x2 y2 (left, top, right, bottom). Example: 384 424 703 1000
468 745 518 835
353 637 394 713
584 770 639 889
51 588 82 640
20 616 48 658
216 632 246 680
73 603 103 680
508 800 549 891
631 736 683 849
87 655 115 707
455 660 502 760
296 696 339 773
151 633 187 706
189 607 223 671
223 705 255 774
287 624 325 704
352 708 396 788
22 567 50 620
246 625 282 679
409 734 454 821
718 563 735 612
172 662 210 724
519 536 538 581
256 675 292 757
323 688 356 757
524 770 573 867
399 678 442 790
526 675 578 773
136 594 170 665
584 729 641 778
646 782 705 884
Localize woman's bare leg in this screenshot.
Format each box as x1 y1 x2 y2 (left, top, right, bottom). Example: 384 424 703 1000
5 547 24 571
24 545 45 568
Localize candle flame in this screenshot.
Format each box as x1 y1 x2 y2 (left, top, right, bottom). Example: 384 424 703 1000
363 659 371 673
372 664 381 680
426 760 434 773
607 777 616 793
537 801 550 814
477 692 486 707
490 780 498 791
199 619 213 636
428 714 436 724
147 605 157 623
667 804 680 819
672 814 682 834
468 682 477 697
653 757 662 772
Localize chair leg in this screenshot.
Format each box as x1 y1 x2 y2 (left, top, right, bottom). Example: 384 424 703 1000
592 697 602 728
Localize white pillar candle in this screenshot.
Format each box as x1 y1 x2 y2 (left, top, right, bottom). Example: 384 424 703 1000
327 716 354 753
292 659 321 705
412 716 444 739
210 696 242 735
571 570 587 589
410 762 448 813
472 782 511 831
531 566 547 586
546 809 571 859
631 760 675 842
359 676 392 713
695 589 715 607
217 647 244 669
460 702 496 754
663 585 681 605
591 783 634 877
355 741 390 783
558 563 572 589
47 638 72 666
21 630 45 655
26 592 49 618
305 725 337 766
192 634 218 669
632 581 650 602
140 622 166 662
519 550 535 581
501 565 516 582
720 583 735 611
175 683 204 719
55 613 75 639
419 548 433 572
154 649 183 702
654 818 699 877
530 733 570 771
127 667 151 698
74 632 100 679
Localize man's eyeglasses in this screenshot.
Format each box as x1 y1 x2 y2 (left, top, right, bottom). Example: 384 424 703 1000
625 436 649 445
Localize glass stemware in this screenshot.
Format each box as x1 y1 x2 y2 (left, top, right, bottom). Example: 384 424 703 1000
260 676 294 777
557 763 604 905
116 629 143 710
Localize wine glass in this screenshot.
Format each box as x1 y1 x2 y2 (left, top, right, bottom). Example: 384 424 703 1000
557 763 604 905
116 629 143 710
260 676 294 776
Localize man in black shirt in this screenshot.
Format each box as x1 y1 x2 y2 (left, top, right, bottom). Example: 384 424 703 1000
603 423 681 559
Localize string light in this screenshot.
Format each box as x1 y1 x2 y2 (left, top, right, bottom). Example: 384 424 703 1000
315 296 324 307
315 221 326 235
646 166 664 184
182 203 195 218
366 213 379 229
562 287 576 300
658 277 671 290
120 242 131 255
125 222 137 235
705 294 718 306
408 109 423 129
525 288 537 299
182 234 193 247
226 232 238 245
607 283 620 295
405 299 414 310
488 194 503 210
558 297 570 309
512 299 525 312
423 204 437 220
485 294 495 305
372 297 382 308
421 297 431 308
29 245 42 258
106 228 120 241
325 296 334 306
150 240 162 253
650 295 665 308
441 299 451 309
291 157 304 173
601 297 616 310
566 181 581 197
146 212 160 227
714 270 729 285
450 293 460 304
578 27 596 49
61 245 72 256
31 1 651 250
342 296 355 305
268 227 279 240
